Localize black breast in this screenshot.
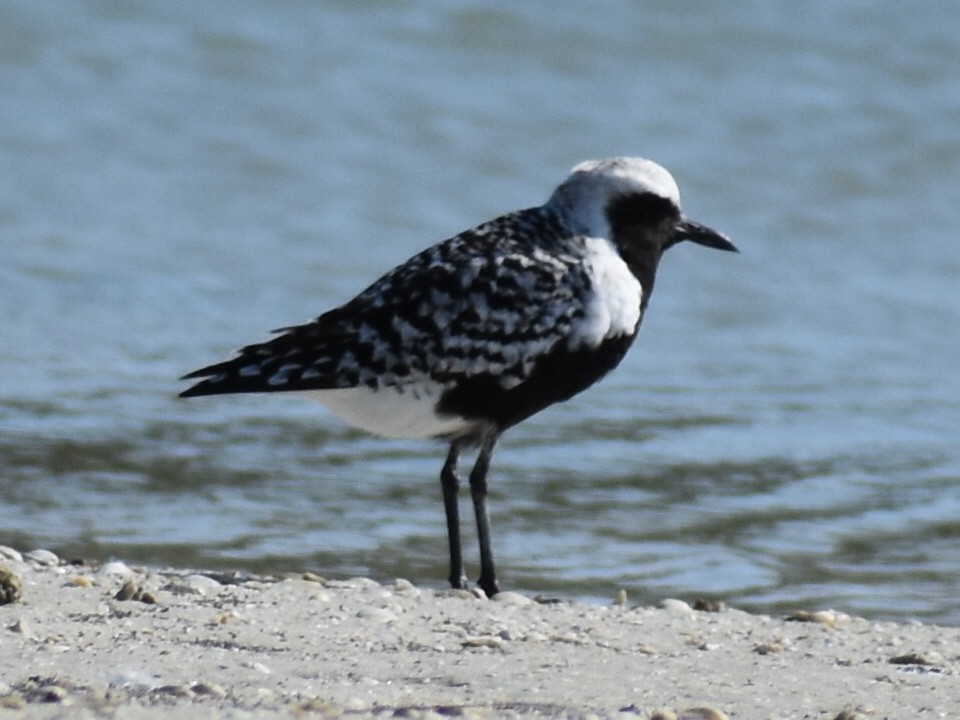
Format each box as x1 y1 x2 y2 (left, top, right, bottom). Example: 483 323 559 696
437 333 636 434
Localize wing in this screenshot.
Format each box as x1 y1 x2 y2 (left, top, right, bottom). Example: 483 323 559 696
179 207 591 398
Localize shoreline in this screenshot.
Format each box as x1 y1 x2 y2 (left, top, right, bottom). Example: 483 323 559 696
1 546 956 719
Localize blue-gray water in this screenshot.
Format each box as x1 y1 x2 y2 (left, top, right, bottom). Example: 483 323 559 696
3 1 959 622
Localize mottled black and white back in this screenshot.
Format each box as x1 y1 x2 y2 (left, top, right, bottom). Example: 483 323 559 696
181 156 737 596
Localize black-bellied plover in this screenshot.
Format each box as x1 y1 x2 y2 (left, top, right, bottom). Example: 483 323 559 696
180 157 737 596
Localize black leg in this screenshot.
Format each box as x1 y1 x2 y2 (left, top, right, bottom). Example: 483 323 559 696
469 433 500 597
440 442 468 589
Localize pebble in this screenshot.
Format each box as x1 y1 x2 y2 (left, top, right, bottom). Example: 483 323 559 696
190 681 227 698
889 652 936 666
357 607 398 623
679 707 728 720
393 578 420 596
0 694 25 710
179 574 223 596
38 685 68 703
461 636 504 649
115 579 140 601
832 710 863 720
0 546 23 563
649 710 678 720
344 577 381 589
693 598 727 612
659 598 695 616
97 561 135 579
295 698 339 714
25 549 59 566
114 579 159 604
785 609 848 628
491 591 532 607
753 642 784 655
242 661 271 675
8 619 33 637
0 566 22 605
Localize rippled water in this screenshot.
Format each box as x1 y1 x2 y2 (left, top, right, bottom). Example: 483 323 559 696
2 1 959 622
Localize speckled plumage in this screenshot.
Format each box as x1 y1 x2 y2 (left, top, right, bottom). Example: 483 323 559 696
181 205 639 440
181 157 737 596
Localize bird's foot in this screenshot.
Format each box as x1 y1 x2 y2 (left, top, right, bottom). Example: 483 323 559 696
477 574 500 598
448 574 469 591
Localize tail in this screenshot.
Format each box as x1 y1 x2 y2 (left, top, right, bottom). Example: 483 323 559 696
179 322 345 398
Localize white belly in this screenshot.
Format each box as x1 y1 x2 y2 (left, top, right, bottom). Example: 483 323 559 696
305 384 473 440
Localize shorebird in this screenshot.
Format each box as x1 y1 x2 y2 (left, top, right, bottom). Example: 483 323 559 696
180 157 737 597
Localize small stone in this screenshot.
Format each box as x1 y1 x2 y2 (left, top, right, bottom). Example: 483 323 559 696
888 652 934 666
357 607 397 623
154 684 192 698
115 579 140 601
832 710 862 720
190 681 226 697
613 589 628 606
649 710 678 720
339 576 380 590
785 609 847 628
8 619 32 637
753 642 783 655
39 685 68 703
181 574 223 596
679 707 728 720
71 576 94 588
659 598 694 615
0 547 23 563
462 636 503 649
25 549 59 566
302 572 325 583
295 697 339 715
138 591 159 604
692 598 727 612
393 578 419 595
0 693 25 710
0 566 22 605
491 591 532 607
532 595 564 605
97 561 135 579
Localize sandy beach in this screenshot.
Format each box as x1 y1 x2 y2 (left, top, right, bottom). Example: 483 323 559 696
0 546 956 719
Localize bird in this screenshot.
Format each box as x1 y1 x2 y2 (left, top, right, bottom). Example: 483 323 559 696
180 157 737 598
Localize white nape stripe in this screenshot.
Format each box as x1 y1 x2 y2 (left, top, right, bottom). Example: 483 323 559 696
305 384 472 440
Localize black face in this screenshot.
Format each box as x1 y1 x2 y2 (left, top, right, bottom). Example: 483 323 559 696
604 191 684 295
605 191 681 245
604 190 736 300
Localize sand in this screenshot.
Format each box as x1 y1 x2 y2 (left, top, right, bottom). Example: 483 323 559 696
0 546 956 720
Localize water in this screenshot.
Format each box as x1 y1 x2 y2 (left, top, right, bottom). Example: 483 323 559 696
2 1 959 622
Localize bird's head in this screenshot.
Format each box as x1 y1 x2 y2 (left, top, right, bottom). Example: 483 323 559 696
546 157 737 267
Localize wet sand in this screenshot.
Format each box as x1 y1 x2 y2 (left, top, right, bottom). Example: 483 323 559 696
1 546 956 719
